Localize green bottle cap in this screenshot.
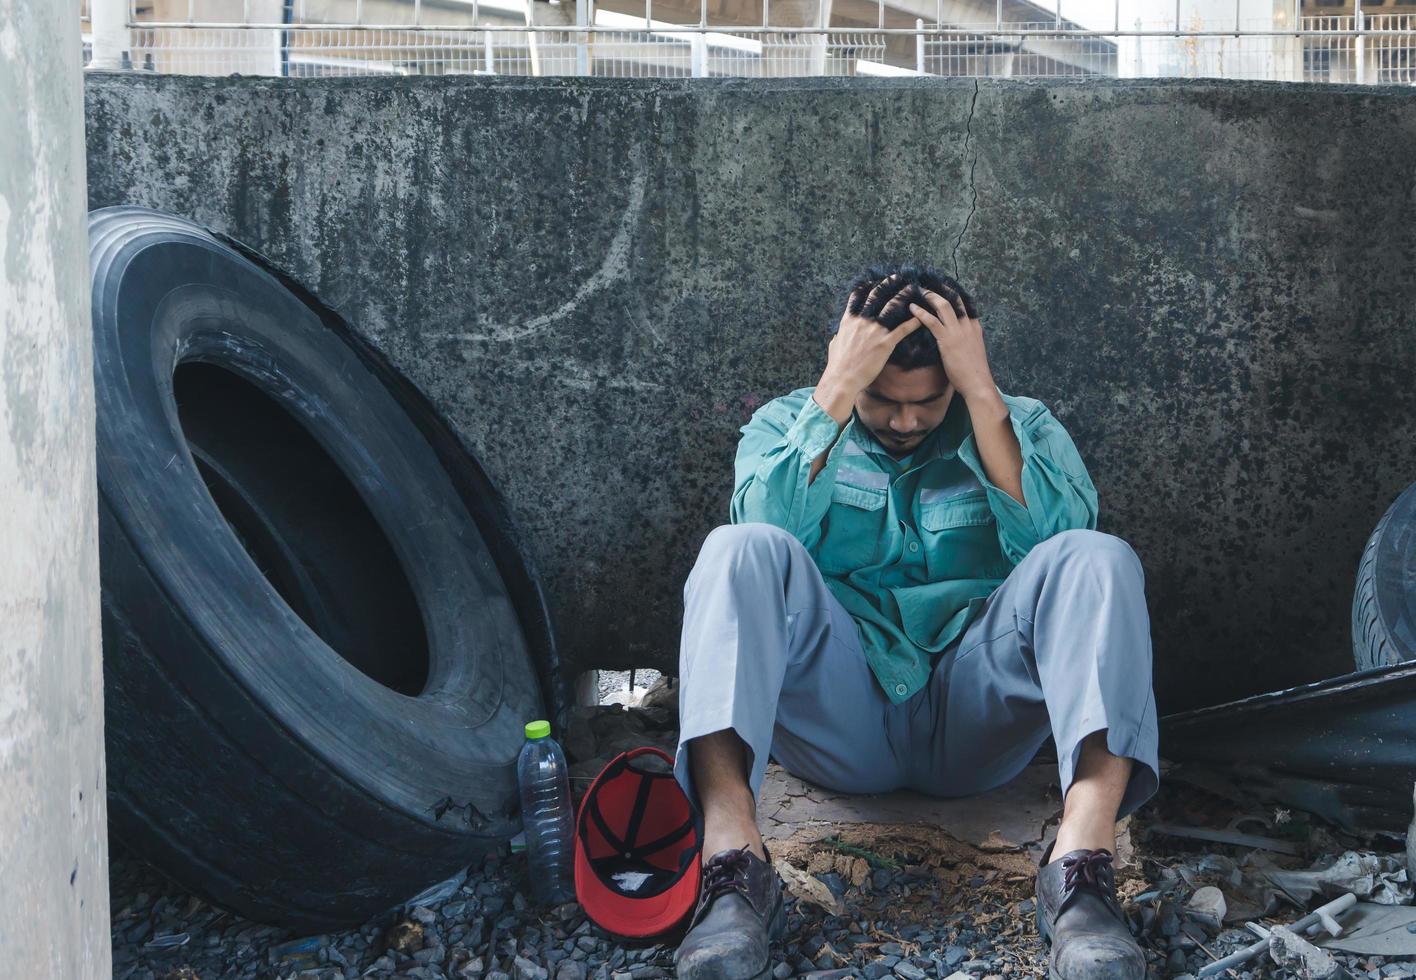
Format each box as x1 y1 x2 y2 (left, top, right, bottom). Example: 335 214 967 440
525 720 551 739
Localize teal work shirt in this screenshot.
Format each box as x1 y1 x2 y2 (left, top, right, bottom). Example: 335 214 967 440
730 386 1100 705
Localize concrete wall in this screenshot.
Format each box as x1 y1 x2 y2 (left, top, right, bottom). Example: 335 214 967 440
84 74 1416 712
1 1 110 976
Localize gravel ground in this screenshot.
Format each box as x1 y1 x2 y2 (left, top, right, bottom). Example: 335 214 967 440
108 724 1413 980
107 825 1414 980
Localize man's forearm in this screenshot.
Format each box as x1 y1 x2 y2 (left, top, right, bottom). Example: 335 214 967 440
807 375 855 485
964 387 1026 506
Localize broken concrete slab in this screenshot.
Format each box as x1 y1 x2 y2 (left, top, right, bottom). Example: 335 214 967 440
1269 925 1351 980
757 761 1064 878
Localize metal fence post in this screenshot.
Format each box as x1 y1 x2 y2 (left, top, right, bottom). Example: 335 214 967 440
576 0 589 74
692 0 707 76
1355 0 1365 83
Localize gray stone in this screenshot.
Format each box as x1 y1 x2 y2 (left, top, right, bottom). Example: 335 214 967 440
557 962 589 980
1159 907 1181 937
894 964 928 980
516 955 551 980
414 944 447 965
1184 886 1226 933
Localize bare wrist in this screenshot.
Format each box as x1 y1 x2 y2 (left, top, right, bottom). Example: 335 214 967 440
812 373 857 426
961 382 1007 418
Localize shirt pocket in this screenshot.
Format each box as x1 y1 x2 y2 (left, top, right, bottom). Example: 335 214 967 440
918 492 992 532
816 476 888 574
918 488 998 580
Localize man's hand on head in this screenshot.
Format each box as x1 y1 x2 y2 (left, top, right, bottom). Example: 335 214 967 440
814 274 925 426
908 285 996 402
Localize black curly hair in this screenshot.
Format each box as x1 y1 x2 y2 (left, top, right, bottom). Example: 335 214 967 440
831 262 979 371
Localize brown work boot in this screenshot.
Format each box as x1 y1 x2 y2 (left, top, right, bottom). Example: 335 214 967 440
1035 843 1145 980
673 845 785 980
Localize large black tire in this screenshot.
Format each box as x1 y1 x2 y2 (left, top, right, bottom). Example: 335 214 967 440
91 206 556 929
1352 481 1416 671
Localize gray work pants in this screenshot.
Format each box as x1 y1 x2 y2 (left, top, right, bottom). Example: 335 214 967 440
673 523 1160 820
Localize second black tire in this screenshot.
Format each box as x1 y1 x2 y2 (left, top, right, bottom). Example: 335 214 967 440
1352 480 1416 671
92 207 553 929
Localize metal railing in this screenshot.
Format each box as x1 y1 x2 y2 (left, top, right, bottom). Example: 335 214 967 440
81 0 1416 82
117 25 889 76
1303 13 1416 83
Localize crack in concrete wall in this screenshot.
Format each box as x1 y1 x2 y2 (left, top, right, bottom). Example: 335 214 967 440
951 78 981 281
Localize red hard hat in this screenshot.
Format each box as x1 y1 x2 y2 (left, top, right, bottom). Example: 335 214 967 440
573 746 703 942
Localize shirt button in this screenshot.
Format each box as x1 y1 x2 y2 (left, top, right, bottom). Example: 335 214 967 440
895 683 908 696
908 541 920 553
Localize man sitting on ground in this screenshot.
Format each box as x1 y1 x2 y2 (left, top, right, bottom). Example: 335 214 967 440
671 264 1159 980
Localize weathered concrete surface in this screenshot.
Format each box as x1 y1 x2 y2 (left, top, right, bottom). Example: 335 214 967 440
83 74 1416 711
2 1 110 976
759 761 1143 910
760 762 1064 867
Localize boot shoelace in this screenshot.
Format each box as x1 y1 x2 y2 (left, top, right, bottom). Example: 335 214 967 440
1060 848 1116 898
701 847 754 902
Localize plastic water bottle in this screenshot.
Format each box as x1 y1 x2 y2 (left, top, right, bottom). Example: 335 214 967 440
516 719 576 906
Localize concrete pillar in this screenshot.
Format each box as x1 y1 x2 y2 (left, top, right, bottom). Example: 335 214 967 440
762 0 832 77
574 669 601 706
90 0 130 70
524 0 579 75
0 0 110 977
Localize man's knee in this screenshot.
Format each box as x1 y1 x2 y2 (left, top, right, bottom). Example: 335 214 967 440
1034 528 1144 581
690 523 801 580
